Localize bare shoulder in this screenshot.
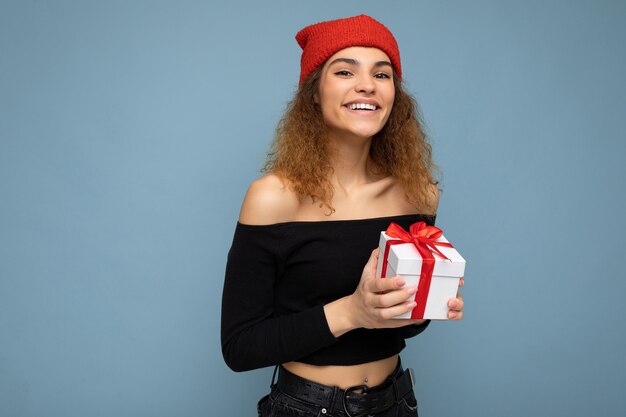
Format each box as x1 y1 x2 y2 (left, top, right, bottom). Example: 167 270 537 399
238 173 300 225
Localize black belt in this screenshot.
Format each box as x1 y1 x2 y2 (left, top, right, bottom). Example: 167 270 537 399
274 364 415 417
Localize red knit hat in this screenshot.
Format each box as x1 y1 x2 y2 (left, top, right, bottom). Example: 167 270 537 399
295 14 401 86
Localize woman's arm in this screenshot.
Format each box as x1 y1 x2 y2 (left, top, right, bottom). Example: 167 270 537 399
221 175 338 372
221 221 339 372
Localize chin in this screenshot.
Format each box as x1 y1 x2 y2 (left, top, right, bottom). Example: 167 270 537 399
350 126 385 139
327 122 387 141
353 132 379 139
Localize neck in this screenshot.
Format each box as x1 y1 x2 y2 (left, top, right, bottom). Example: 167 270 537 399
326 131 374 193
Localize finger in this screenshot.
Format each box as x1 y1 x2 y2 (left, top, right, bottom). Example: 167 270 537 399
375 300 418 321
459 277 464 287
367 275 405 293
367 248 380 265
448 310 463 319
364 248 380 274
447 296 464 311
371 286 416 308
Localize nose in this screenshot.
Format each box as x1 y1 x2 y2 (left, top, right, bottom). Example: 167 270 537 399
354 74 375 95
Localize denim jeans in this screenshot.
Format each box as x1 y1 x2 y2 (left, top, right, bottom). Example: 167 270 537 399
257 361 419 417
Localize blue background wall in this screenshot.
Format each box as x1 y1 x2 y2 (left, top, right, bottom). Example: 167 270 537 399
1 1 625 416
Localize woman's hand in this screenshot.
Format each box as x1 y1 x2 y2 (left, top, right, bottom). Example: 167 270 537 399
447 277 465 320
324 249 424 337
347 248 425 329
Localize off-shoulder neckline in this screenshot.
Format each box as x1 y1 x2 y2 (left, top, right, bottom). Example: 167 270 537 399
236 213 436 228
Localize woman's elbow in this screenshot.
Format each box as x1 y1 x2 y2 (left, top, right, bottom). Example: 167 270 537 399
221 341 258 372
222 346 245 372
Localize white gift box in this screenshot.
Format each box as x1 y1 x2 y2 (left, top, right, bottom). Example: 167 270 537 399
375 230 466 320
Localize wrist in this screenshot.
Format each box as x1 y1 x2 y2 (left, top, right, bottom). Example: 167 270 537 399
323 296 357 338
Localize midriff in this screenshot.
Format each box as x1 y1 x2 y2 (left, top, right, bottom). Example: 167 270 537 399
282 355 399 390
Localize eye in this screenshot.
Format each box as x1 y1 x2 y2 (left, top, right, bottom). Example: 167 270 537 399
374 72 392 79
334 70 353 77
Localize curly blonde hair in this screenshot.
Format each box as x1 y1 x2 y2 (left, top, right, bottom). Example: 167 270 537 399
263 67 439 214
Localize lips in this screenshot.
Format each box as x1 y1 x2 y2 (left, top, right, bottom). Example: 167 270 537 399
344 99 381 112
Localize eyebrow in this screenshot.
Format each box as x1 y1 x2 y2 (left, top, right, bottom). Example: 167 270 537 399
327 58 393 69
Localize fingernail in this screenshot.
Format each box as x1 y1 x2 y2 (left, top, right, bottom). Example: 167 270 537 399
396 278 405 287
407 302 417 309
407 286 417 295
449 312 457 319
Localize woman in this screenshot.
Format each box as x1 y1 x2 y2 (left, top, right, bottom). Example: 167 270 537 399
221 15 465 417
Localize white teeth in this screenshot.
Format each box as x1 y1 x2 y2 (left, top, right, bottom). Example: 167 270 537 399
349 103 377 111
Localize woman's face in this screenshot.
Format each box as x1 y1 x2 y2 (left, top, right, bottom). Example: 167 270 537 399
316 46 395 140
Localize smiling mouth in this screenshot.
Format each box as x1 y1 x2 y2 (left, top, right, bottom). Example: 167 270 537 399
347 103 379 111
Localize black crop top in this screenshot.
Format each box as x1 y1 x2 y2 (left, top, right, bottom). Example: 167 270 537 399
221 214 435 372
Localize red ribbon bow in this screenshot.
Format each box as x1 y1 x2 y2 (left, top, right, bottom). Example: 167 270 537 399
381 222 454 319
